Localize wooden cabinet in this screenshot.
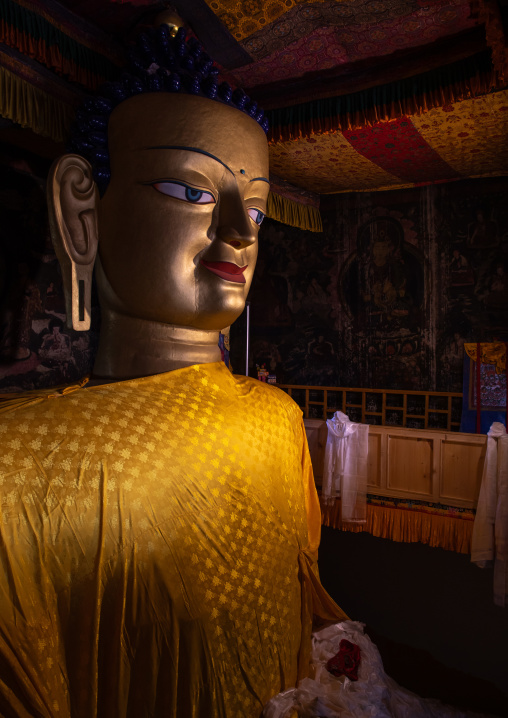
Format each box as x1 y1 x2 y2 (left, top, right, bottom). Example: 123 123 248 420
304 420 486 509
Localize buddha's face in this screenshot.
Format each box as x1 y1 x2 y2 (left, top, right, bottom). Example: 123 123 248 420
96 93 269 330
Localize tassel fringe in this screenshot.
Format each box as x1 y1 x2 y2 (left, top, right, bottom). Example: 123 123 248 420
267 191 323 233
320 497 474 554
0 61 75 141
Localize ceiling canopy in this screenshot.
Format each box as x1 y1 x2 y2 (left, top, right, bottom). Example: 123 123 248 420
0 0 507 228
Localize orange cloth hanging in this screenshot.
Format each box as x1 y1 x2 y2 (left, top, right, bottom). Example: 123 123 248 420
320 497 475 554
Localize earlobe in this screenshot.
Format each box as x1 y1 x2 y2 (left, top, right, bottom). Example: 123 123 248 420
47 154 99 331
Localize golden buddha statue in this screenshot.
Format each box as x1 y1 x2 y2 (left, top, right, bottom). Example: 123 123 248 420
0 26 345 717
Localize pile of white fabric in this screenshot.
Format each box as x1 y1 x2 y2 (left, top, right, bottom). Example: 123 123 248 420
263 621 493 718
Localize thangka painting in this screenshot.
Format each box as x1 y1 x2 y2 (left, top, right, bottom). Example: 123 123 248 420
460 342 507 433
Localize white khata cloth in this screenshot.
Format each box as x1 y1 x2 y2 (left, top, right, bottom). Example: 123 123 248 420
263 621 491 718
322 411 369 522
471 421 508 608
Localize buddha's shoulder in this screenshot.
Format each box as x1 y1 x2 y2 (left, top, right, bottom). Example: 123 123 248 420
0 383 115 430
232 374 302 418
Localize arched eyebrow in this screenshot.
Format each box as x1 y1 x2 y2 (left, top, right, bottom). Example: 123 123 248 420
250 177 269 184
145 145 234 176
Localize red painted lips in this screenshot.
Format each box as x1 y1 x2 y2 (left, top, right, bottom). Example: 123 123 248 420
200 260 247 284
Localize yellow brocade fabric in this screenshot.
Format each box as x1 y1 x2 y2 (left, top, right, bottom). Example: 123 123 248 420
0 362 345 718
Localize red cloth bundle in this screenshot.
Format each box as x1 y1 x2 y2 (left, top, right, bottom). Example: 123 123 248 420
325 639 361 681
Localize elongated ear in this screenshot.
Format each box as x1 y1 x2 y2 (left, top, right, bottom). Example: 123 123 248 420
47 154 99 331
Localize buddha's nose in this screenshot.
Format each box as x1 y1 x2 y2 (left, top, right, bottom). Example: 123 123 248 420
217 192 256 249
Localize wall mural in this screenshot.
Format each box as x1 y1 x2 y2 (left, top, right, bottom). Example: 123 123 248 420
233 177 508 399
338 215 424 388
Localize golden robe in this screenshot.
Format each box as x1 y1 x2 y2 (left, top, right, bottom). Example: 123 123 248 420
0 362 345 718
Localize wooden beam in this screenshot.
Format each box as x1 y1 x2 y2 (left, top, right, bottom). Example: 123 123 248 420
172 0 252 69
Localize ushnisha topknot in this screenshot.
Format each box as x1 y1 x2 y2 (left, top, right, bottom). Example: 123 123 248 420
69 25 269 197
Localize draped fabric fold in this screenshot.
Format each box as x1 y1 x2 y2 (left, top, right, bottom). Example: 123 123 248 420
322 411 369 523
0 377 89 414
267 51 496 142
297 423 348 680
297 547 348 681
267 191 323 232
471 422 508 607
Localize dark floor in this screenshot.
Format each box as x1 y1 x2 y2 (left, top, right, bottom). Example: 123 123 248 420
317 527 508 718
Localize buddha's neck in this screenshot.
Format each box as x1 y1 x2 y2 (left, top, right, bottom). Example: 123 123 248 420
92 308 221 380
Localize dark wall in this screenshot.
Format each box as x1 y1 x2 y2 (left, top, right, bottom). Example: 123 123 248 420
0 155 99 392
234 177 508 394
319 528 508 717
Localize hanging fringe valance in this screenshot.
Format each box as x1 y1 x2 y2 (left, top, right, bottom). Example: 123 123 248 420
464 342 506 374
320 497 475 554
0 44 82 141
0 0 122 89
267 191 323 233
267 50 498 142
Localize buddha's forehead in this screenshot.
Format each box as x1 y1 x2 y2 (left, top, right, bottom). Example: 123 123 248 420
107 93 269 178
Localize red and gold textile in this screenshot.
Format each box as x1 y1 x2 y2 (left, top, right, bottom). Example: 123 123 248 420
269 130 398 194
228 0 477 87
412 92 508 181
205 0 328 42
342 116 460 184
205 0 476 63
1 0 505 210
269 89 508 194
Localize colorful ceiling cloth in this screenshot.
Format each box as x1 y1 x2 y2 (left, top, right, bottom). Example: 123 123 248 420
205 0 475 52
211 0 478 89
199 0 507 198
268 89 508 194
1 0 507 226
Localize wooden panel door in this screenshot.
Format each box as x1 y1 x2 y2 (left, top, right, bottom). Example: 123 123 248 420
440 438 486 506
387 434 434 496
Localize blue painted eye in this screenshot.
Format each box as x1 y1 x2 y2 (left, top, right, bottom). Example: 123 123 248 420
248 208 265 225
185 187 203 202
153 181 216 204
